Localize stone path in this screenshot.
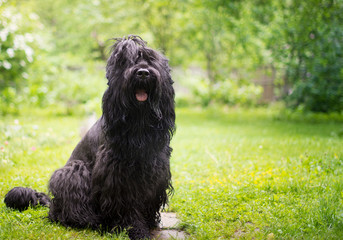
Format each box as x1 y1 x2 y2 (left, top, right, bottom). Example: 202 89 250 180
151 212 187 239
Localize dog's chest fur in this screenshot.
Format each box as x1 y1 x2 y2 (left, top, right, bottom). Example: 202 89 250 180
82 116 170 214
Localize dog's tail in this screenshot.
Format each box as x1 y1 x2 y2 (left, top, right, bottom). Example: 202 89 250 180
4 187 51 211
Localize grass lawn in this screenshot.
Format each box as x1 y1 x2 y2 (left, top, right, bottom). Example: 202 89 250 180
1 107 343 239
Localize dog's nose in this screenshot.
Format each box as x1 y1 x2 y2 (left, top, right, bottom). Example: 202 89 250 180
136 68 150 79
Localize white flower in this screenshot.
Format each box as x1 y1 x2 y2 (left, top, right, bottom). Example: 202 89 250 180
25 47 34 62
0 0 8 7
6 48 15 58
92 0 100 6
0 29 9 41
27 55 33 62
20 60 26 67
13 35 25 50
3 60 12 69
22 72 28 79
7 22 19 32
29 13 39 20
24 33 34 42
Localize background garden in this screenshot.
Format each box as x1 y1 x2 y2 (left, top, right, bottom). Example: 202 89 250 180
1 0 343 239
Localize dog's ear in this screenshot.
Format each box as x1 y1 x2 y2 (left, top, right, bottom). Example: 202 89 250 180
105 41 120 83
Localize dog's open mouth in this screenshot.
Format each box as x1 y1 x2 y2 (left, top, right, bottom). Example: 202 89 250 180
135 89 148 102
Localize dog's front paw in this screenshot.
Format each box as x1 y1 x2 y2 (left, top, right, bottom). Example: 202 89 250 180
127 224 151 240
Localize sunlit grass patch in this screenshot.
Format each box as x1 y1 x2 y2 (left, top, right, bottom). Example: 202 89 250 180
171 107 343 239
1 107 343 239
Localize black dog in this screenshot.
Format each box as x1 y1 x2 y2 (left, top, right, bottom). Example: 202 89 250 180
4 35 175 240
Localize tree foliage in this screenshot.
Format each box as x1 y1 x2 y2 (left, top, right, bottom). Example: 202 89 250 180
0 0 342 113
269 0 343 112
0 1 43 113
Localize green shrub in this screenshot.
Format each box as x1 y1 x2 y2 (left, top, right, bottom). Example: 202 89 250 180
269 0 343 112
0 5 40 114
287 57 343 113
26 54 106 115
194 79 263 107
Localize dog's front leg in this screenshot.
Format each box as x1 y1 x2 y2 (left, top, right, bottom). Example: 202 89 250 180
127 218 151 240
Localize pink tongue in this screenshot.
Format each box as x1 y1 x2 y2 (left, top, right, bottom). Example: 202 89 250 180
135 89 148 102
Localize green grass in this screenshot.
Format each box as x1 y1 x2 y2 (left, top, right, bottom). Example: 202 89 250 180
1 107 343 239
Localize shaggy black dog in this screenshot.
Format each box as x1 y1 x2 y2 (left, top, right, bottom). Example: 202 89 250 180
4 35 175 240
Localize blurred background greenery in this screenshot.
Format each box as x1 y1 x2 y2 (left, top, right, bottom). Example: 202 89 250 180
1 0 342 115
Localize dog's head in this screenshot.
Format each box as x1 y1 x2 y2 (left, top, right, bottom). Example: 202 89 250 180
103 36 175 139
104 36 174 118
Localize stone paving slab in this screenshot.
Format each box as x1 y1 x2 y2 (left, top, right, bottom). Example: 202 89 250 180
151 212 187 239
160 212 180 229
152 229 187 239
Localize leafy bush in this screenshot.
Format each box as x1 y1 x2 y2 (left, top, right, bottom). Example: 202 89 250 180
0 4 41 114
269 0 343 112
0 2 106 116
26 54 106 115
194 79 263 107
286 38 343 112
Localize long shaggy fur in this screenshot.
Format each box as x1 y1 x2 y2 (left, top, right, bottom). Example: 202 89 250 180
4 35 175 240
4 187 50 211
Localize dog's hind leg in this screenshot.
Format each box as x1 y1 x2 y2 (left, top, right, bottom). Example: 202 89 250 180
48 160 99 228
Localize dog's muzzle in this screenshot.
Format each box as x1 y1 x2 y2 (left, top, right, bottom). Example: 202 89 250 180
135 68 151 102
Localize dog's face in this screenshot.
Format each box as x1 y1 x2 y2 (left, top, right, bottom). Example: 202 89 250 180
105 36 173 117
102 35 175 144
